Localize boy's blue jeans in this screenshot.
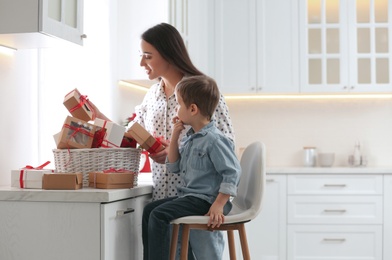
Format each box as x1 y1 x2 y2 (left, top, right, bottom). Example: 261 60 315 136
182 229 224 260
142 196 223 260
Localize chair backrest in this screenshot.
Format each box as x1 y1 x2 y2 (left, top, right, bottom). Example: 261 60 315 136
231 142 266 220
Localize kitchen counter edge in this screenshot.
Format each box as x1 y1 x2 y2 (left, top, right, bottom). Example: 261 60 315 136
0 184 153 203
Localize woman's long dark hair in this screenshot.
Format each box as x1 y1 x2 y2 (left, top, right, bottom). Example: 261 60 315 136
141 23 204 77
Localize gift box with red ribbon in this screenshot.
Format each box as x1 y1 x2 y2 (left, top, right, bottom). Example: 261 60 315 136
11 161 54 189
93 118 125 148
57 116 97 149
125 122 164 154
63 88 95 122
89 169 135 189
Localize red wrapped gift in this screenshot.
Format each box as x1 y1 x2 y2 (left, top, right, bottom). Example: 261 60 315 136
125 122 164 153
57 116 97 149
11 161 54 189
93 118 125 148
63 88 95 121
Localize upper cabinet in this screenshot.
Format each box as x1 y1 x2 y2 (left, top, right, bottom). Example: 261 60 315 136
170 0 299 95
214 0 299 94
169 0 392 95
300 0 392 93
0 0 84 49
169 0 216 79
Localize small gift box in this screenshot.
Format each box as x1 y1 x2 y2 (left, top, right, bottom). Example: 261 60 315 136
93 118 125 148
63 88 94 122
125 122 164 153
42 173 83 190
57 116 97 149
89 170 135 189
11 161 53 189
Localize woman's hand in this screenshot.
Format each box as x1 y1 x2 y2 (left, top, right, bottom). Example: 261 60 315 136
149 139 170 164
88 100 111 121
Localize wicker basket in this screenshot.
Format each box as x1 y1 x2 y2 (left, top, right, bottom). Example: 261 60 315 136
53 148 141 187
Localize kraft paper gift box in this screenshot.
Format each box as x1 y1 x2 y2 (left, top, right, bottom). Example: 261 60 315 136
125 122 164 153
89 171 135 189
42 173 83 190
57 116 97 149
93 118 125 148
11 169 54 189
63 88 94 122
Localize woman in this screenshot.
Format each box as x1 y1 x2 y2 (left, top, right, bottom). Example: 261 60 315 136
94 23 235 260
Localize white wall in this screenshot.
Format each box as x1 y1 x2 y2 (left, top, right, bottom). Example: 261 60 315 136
226 98 392 167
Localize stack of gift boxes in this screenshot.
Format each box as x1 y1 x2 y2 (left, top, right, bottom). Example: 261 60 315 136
11 88 164 190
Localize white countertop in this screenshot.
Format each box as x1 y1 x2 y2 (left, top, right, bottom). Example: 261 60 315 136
267 166 392 174
0 184 153 203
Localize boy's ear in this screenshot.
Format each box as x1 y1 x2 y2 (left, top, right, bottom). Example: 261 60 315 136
190 104 198 114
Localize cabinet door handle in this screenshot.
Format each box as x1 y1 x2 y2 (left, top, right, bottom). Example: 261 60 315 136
266 178 275 182
116 208 135 216
323 238 346 242
324 184 346 187
324 209 346 213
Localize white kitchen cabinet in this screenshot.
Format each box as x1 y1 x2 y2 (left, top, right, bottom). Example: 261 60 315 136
288 225 383 260
169 0 215 78
0 187 152 260
0 0 84 49
384 176 392 260
214 0 299 94
0 201 101 260
101 195 151 260
222 175 287 259
287 175 383 260
223 169 392 260
300 0 392 93
170 0 299 95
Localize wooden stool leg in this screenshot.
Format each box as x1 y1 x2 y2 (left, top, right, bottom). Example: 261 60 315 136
170 224 180 260
227 230 237 260
238 224 251 260
180 225 191 260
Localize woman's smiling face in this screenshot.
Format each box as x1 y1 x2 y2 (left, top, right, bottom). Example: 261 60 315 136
139 40 171 80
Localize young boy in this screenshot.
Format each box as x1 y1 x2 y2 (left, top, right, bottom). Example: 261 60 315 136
142 75 241 260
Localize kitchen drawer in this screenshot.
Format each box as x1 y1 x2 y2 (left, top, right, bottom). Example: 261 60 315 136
288 225 382 260
288 195 383 224
288 175 383 195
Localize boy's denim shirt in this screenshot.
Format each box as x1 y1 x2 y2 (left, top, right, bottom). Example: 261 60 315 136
166 121 241 214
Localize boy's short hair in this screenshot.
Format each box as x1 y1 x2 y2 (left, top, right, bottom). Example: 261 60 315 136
176 75 220 120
